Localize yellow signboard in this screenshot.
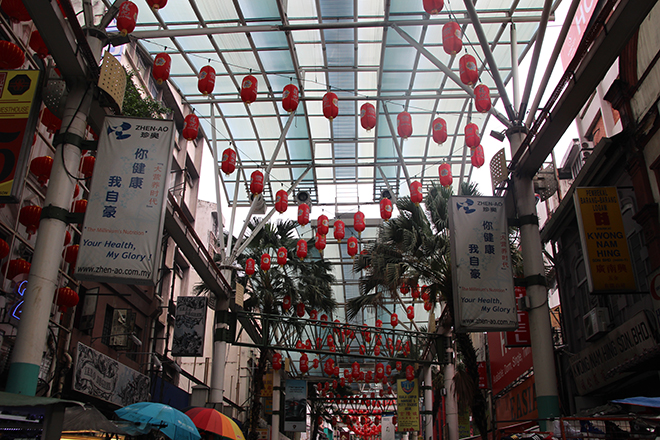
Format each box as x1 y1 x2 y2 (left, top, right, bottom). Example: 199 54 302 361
262 371 273 414
396 379 420 432
0 70 41 201
574 187 636 293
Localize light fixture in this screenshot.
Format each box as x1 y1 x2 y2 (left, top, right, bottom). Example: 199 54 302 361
490 130 505 142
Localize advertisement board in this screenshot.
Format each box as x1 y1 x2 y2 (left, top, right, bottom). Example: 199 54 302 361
495 375 537 428
449 196 517 332
560 0 599 68
172 296 207 357
396 379 420 432
488 331 534 396
505 286 531 347
284 379 307 432
0 70 41 202
382 416 395 440
574 187 636 293
75 116 174 285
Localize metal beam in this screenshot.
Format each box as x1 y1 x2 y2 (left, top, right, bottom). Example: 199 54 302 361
514 0 658 177
186 93 501 105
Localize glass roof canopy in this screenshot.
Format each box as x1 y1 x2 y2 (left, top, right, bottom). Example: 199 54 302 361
126 0 560 324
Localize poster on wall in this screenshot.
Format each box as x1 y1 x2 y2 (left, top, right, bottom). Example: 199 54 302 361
449 196 517 332
0 70 41 202
284 379 307 431
574 187 636 293
75 116 174 285
172 296 207 357
396 379 420 432
72 342 150 406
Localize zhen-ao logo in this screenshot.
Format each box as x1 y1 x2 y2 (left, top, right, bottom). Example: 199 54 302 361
107 122 132 140
456 198 475 214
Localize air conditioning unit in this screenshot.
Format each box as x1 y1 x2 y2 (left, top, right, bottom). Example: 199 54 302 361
583 307 610 341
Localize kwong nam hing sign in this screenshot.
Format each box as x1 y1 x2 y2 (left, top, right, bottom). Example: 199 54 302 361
75 116 174 285
449 196 517 332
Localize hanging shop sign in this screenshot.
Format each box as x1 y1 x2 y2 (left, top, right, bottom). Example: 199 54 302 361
382 416 395 440
0 70 41 202
73 342 150 406
505 286 531 347
171 296 207 357
449 196 517 332
488 331 534 396
261 371 273 414
495 375 537 428
396 378 420 432
569 311 658 395
560 0 598 68
75 116 174 285
574 187 636 293
284 379 307 432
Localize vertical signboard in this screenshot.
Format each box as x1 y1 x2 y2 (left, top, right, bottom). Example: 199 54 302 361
262 371 273 414
495 375 537 428
488 331 534 396
505 286 531 347
449 196 517 332
172 296 208 357
0 70 41 202
560 0 599 68
284 379 307 432
75 116 174 285
396 379 420 432
382 416 395 440
574 187 636 293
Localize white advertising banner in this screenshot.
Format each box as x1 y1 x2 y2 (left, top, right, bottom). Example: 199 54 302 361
449 196 517 332
75 116 174 285
381 416 395 440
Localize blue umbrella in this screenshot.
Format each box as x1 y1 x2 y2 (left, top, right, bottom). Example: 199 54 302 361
115 402 201 440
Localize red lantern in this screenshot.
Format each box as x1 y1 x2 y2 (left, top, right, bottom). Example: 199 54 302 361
73 184 80 199
277 246 287 266
272 352 282 370
19 205 41 238
56 287 79 313
313 358 319 369
282 84 300 113
410 181 423 205
116 1 138 36
296 239 308 260
407 306 415 320
459 54 479 86
147 0 167 10
152 53 171 85
391 313 399 327
221 148 237 175
0 239 8 260
424 301 433 311
182 114 199 141
465 123 480 148
412 285 420 300
64 245 79 267
400 284 409 294
376 319 383 328
353 211 365 235
64 230 72 246
309 309 317 320
471 145 485 168
323 92 339 120
3 259 30 280
79 155 95 179
386 364 392 375
250 170 264 195
198 65 216 96
29 31 49 59
347 236 358 258
422 286 429 301
474 84 491 113
375 363 385 379
297 203 310 226
360 103 376 131
30 156 53 186
275 189 288 213
333 220 345 242
395 361 402 371
443 22 462 55
439 163 453 187
241 75 258 104
405 365 415 381
380 198 392 221
432 117 447 144
41 108 61 134
397 111 412 139
423 0 444 14
1 0 31 21
300 357 309 374
393 415 398 425
315 234 326 253
317 214 329 236
260 253 271 271
352 361 361 379
245 258 256 277
282 295 292 310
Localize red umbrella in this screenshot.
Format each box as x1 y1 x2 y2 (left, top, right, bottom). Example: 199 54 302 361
185 408 245 440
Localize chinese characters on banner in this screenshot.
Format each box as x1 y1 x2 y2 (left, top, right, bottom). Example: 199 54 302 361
574 187 636 293
396 379 420 432
505 286 531 347
75 117 174 285
0 70 41 202
449 196 517 332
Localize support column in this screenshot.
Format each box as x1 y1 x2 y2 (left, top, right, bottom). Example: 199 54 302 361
271 368 281 440
444 361 458 440
210 267 232 410
424 366 433 440
508 129 560 429
6 83 92 395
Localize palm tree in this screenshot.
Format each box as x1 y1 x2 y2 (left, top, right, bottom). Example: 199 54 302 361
348 181 490 440
197 219 337 440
